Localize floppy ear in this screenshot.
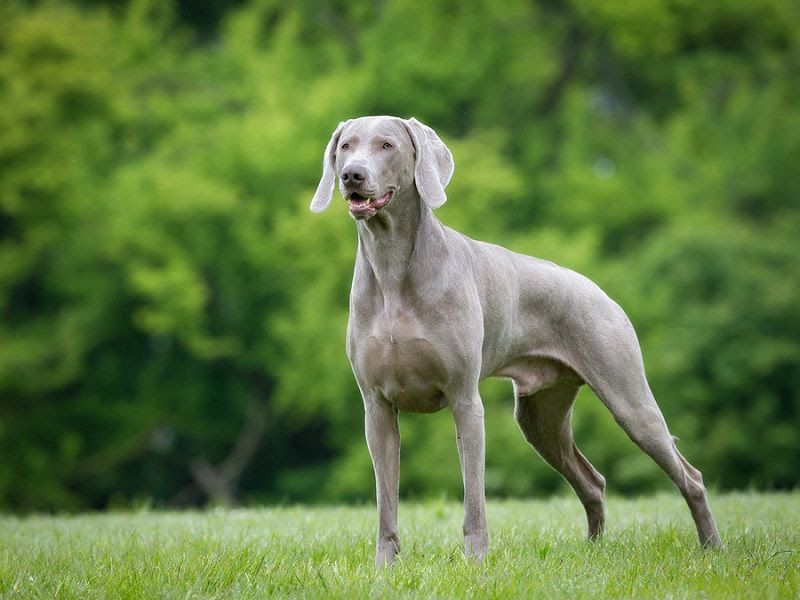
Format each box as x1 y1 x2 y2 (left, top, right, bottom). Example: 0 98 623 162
402 117 454 209
310 121 348 213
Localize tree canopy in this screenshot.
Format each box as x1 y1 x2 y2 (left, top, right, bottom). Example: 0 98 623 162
1 0 798 510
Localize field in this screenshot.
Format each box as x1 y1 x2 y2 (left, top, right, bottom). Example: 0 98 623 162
1 492 798 598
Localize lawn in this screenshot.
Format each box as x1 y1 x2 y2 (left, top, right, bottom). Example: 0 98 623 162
1 492 797 598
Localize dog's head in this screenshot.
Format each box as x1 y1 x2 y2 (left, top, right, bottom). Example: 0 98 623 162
310 116 454 220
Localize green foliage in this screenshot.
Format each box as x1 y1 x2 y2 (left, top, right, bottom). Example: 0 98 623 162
0 0 798 510
612 219 800 490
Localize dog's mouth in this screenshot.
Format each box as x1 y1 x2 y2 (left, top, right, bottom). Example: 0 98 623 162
347 190 393 219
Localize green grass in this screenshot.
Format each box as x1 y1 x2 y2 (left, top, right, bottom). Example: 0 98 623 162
1 492 798 599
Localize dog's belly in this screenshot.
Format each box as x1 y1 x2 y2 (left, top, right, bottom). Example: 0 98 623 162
353 327 449 413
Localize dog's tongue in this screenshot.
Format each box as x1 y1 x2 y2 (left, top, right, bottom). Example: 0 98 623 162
373 192 391 208
349 197 371 215
348 192 391 216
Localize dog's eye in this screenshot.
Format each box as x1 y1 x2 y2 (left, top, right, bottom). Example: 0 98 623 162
382 142 393 150
340 142 350 150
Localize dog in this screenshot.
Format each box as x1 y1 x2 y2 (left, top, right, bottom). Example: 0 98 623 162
310 116 721 565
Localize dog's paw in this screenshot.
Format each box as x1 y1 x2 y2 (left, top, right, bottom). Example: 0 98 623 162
375 535 400 567
464 531 489 562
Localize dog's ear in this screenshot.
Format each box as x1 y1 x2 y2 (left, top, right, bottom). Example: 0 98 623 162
402 117 454 209
310 120 349 213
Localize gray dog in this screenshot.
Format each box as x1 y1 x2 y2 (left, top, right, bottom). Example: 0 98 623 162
310 115 721 565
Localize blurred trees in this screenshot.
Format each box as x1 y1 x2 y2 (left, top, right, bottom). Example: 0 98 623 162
0 0 798 511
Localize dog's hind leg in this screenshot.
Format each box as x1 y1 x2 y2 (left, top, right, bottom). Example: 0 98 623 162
590 373 722 547
514 381 607 540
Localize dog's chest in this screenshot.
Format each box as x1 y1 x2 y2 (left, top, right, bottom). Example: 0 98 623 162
349 309 450 412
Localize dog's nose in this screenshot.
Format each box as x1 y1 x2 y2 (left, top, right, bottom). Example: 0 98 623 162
341 164 367 185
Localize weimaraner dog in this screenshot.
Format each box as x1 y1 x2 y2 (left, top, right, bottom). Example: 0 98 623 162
310 115 721 565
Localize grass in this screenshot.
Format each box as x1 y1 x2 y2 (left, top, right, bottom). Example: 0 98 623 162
0 492 798 599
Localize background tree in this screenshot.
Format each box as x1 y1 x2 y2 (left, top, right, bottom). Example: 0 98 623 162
0 0 797 511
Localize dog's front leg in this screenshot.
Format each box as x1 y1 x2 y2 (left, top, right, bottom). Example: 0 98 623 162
365 399 400 566
452 394 489 561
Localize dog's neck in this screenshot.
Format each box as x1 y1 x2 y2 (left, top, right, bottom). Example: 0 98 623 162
355 189 443 301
